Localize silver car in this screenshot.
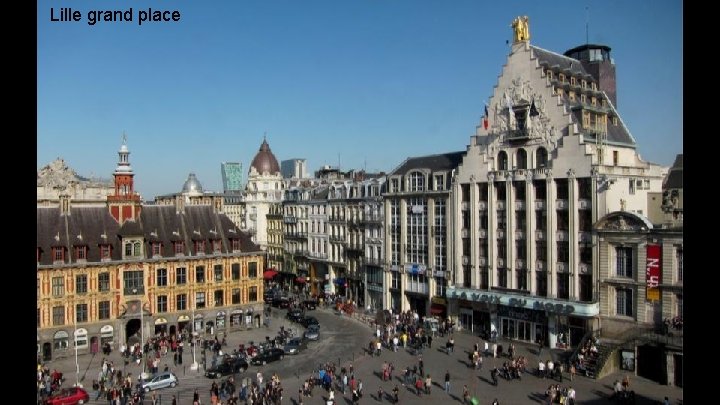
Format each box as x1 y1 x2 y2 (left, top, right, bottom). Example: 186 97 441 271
142 371 179 392
304 324 320 341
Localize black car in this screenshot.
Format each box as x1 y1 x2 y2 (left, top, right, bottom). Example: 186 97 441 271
286 308 304 322
303 300 318 310
298 316 320 328
250 348 285 365
272 297 291 308
205 359 248 378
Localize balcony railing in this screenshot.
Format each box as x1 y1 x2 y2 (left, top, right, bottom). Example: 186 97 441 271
405 283 429 294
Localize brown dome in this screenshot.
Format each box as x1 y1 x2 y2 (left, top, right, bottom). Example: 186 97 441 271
250 138 280 174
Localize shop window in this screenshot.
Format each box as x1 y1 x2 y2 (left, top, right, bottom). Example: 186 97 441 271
53 330 69 350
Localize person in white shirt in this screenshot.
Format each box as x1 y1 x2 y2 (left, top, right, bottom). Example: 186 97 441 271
538 361 546 378
567 386 576 405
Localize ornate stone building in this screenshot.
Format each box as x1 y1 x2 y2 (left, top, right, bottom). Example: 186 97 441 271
37 158 115 206
446 18 667 349
37 140 264 361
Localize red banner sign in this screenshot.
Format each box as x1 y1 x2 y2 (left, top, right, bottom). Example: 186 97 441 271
646 244 661 301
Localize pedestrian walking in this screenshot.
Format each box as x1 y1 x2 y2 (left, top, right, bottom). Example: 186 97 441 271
377 386 384 402
444 370 450 393
570 363 576 381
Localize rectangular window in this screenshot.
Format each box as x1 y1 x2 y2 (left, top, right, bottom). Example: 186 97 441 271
125 243 133 256
582 111 591 128
616 246 633 278
248 262 258 278
516 240 527 260
196 266 205 283
100 245 112 260
231 239 240 251
53 306 65 326
579 274 593 302
536 271 548 297
53 247 64 262
152 243 162 257
98 301 110 320
613 150 619 166
480 268 489 289
76 303 88 323
557 273 570 299
249 286 258 302
157 268 168 287
214 264 223 282
214 290 224 306
497 211 506 230
580 94 587 104
196 292 206 309
75 275 87 294
99 272 110 292
123 271 144 295
629 178 636 194
391 272 400 289
157 295 167 313
174 241 184 255
569 91 575 101
232 263 240 280
557 242 570 263
434 174 445 191
516 269 528 291
232 288 241 304
498 268 507 288
676 248 683 282
195 240 205 255
676 294 683 318
176 294 187 311
76 246 87 260
52 277 64 297
213 239 222 252
616 288 633 317
175 267 187 285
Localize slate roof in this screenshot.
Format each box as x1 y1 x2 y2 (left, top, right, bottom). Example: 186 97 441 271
663 154 683 190
390 151 465 176
530 45 635 146
37 204 260 266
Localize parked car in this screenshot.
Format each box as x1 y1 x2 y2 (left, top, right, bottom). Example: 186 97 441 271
286 308 304 322
141 371 178 392
250 348 285 365
283 337 307 355
304 324 320 341
303 299 318 310
44 387 90 405
299 316 319 328
272 297 291 308
205 359 249 378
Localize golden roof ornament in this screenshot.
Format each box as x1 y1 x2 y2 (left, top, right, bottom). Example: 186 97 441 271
511 15 530 43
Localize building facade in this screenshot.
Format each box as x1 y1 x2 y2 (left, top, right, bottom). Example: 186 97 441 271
446 21 667 349
281 159 308 179
37 141 264 361
221 162 244 193
383 152 463 316
242 138 284 250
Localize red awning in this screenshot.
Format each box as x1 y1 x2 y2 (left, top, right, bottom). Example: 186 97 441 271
295 277 307 283
263 269 278 280
430 303 446 315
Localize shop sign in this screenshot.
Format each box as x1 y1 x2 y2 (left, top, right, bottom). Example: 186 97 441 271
532 301 575 315
646 244 661 302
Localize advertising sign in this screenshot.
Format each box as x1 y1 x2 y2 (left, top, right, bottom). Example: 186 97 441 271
646 244 661 301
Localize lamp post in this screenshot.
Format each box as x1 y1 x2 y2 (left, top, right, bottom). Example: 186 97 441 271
74 312 80 387
191 302 198 370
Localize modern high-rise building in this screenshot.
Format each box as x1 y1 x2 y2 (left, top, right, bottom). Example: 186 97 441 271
221 162 244 193
281 159 308 179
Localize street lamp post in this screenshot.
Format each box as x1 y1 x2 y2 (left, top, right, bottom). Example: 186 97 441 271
190 301 199 371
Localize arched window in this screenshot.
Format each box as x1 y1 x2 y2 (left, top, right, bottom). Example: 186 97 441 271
536 148 548 168
133 242 142 256
498 151 509 171
516 149 528 170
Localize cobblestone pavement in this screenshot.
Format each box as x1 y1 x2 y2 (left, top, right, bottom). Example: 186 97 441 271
42 306 683 404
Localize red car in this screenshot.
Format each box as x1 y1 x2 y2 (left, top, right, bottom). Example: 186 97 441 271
44 387 90 405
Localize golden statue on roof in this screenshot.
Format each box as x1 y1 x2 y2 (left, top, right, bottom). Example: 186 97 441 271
512 15 530 43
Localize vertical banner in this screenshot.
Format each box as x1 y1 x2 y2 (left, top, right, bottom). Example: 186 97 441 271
646 244 661 301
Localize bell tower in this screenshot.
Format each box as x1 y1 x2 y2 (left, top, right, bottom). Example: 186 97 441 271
107 133 142 224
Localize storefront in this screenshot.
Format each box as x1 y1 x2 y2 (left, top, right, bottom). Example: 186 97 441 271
429 297 447 319
154 318 168 335
193 314 204 334
74 328 88 349
447 286 599 349
230 310 243 328
216 311 226 330
53 330 69 351
100 325 114 346
497 306 546 343
177 315 190 335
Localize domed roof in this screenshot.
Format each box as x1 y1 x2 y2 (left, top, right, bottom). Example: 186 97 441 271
250 138 280 174
182 173 204 194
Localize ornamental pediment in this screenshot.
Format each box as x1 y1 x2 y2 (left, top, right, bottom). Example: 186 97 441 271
594 211 652 232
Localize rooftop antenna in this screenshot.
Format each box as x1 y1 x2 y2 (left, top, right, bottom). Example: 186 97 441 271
585 5 590 45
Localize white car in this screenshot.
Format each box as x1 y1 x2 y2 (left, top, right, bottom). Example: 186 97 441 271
142 371 178 392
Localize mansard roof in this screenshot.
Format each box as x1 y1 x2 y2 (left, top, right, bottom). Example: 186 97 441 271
530 45 635 146
390 151 465 176
37 204 260 266
664 154 683 190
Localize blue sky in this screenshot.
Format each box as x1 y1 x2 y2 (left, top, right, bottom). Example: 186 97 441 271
38 0 682 200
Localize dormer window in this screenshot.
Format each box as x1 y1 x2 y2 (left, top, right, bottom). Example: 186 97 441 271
52 247 65 263
231 238 240 252
75 246 87 261
195 240 205 255
546 70 553 80
100 244 112 260
580 94 587 104
581 80 587 88
568 91 576 102
152 242 162 257
591 97 597 107
591 82 597 91
570 77 577 86
212 239 222 253
124 240 143 258
559 73 566 83
174 241 185 255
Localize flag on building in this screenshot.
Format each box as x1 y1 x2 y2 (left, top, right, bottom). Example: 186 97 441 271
483 104 489 130
530 98 539 117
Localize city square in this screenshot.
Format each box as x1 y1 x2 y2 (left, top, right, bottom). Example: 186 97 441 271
38 2 682 404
